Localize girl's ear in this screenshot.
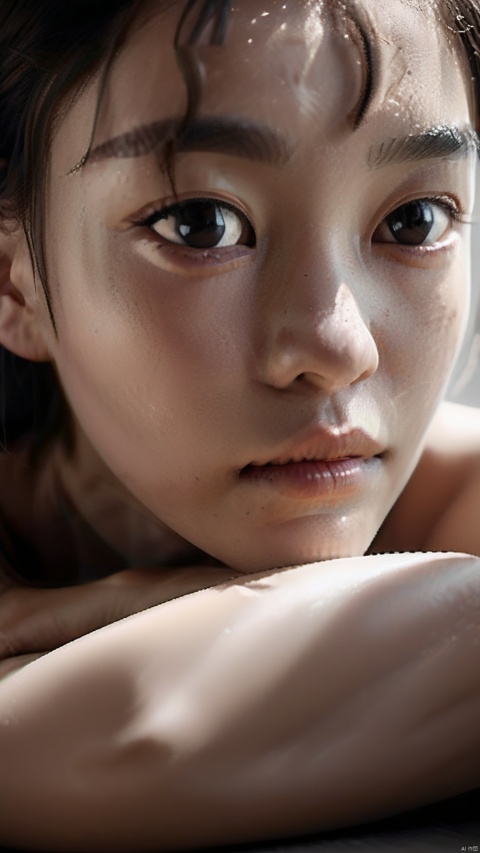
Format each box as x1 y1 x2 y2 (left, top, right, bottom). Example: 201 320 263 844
0 226 51 362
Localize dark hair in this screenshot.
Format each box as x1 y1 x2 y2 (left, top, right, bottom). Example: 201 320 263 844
0 0 479 451
0 0 229 451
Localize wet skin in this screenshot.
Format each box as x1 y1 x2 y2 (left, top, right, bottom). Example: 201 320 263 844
16 0 476 573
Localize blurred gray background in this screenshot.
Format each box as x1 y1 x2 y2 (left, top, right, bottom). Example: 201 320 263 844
446 164 480 407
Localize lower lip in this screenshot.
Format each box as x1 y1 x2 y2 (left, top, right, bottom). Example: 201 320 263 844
239 457 380 499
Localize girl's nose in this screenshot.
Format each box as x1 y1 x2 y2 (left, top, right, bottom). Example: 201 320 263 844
258 276 379 394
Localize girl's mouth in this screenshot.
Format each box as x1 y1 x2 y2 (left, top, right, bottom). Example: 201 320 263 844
239 456 382 500
239 425 386 499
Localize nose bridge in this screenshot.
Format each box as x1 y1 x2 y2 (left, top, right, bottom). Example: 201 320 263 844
258 240 379 392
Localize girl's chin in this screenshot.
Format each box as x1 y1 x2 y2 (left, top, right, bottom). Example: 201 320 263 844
221 541 371 575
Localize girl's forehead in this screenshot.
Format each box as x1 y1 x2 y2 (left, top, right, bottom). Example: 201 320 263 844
56 0 474 172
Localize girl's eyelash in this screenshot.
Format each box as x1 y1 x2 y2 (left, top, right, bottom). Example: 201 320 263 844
134 197 253 229
132 194 471 238
417 195 468 224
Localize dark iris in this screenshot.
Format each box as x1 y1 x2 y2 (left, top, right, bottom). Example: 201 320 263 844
386 201 435 246
175 200 226 249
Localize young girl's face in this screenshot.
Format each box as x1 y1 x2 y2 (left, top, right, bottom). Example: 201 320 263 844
35 0 475 572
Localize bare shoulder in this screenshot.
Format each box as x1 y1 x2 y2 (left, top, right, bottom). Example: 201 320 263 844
375 401 480 555
425 400 480 457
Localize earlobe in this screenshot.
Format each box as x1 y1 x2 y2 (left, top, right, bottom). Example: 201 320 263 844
0 227 51 362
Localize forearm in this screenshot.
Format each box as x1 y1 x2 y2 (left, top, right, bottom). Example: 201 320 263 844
0 552 479 852
0 564 236 678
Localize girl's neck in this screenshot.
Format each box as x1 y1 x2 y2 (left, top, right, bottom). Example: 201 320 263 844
48 426 207 570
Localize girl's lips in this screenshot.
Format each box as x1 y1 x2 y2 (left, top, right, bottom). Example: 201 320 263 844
245 427 385 468
239 456 382 499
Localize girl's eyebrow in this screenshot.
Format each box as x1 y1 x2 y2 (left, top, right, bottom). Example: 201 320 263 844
80 119 477 174
368 126 479 169
84 117 293 168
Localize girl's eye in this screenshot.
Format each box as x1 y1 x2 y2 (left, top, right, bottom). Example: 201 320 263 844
140 199 255 250
373 199 457 247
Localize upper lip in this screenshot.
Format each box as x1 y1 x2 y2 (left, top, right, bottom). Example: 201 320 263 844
245 427 385 468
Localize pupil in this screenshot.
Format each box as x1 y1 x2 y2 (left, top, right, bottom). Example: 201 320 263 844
387 201 434 245
176 201 226 249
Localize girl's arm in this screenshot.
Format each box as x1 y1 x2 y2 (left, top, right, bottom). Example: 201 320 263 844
0 551 479 852
0 564 238 678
